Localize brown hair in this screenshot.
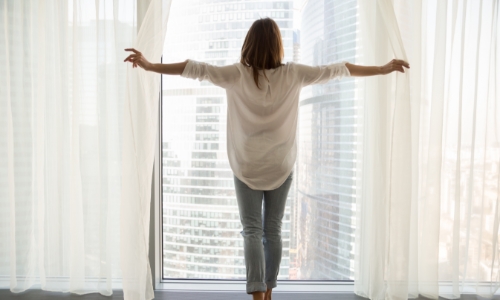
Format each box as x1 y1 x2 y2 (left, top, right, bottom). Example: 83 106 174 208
240 18 284 89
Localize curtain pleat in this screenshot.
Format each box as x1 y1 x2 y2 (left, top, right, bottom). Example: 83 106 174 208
0 1 170 299
356 0 500 299
120 0 171 299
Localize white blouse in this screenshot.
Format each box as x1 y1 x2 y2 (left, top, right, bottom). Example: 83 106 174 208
181 59 350 190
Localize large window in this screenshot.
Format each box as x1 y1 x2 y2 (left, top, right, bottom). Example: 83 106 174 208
161 0 358 281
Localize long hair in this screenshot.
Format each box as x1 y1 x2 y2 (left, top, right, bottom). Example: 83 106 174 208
240 18 284 89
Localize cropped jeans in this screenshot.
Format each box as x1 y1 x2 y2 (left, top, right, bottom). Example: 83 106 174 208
233 171 294 294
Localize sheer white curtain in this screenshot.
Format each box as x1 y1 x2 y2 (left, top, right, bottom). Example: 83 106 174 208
0 1 169 299
120 0 170 299
355 0 500 299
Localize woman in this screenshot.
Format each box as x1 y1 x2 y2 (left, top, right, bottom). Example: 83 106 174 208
124 18 409 300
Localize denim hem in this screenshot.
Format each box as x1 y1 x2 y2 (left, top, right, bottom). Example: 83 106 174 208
246 282 267 294
266 280 277 289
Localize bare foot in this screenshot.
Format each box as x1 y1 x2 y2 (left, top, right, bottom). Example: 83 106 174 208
252 291 265 300
265 288 272 300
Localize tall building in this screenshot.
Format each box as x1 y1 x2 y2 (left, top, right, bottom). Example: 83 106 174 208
289 0 358 280
161 0 294 279
293 29 300 62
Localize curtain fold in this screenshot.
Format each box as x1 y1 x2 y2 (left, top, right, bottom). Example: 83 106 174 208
120 0 170 299
0 1 170 299
355 0 500 299
1 0 133 294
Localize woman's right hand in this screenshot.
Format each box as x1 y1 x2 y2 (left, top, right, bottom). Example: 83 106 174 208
124 48 153 70
379 59 410 74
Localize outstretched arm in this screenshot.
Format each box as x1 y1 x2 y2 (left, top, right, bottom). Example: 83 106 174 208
124 48 187 75
345 59 410 76
124 48 240 89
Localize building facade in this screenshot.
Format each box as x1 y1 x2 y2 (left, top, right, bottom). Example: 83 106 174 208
289 0 358 280
161 0 295 279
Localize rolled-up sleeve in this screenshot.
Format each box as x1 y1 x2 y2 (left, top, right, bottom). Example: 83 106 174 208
294 62 350 87
181 59 240 89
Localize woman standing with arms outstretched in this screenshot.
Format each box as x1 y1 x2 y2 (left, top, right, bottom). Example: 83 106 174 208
125 18 409 300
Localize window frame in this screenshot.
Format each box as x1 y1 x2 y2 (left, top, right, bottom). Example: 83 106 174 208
151 62 354 295
148 0 355 293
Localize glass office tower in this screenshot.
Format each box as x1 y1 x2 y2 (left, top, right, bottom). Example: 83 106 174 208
161 0 294 279
289 0 358 280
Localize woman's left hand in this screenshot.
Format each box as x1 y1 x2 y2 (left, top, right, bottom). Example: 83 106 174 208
380 59 410 74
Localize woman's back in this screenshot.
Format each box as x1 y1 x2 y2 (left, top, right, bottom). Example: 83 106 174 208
181 59 350 190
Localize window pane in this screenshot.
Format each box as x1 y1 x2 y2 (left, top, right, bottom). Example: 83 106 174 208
294 0 358 280
161 0 357 280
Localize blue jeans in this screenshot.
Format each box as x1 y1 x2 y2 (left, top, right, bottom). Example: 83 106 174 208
233 171 293 294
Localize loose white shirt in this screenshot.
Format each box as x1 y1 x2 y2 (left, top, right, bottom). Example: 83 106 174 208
181 59 350 190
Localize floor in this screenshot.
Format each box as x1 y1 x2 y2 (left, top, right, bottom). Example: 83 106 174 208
0 290 497 300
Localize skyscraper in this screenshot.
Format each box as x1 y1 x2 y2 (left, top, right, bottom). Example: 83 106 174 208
289 0 358 280
161 0 294 279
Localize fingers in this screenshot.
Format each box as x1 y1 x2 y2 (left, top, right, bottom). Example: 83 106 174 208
124 53 143 66
392 59 410 68
124 54 136 62
383 59 409 74
388 60 409 74
399 60 410 68
124 49 142 66
124 48 140 54
124 54 142 69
